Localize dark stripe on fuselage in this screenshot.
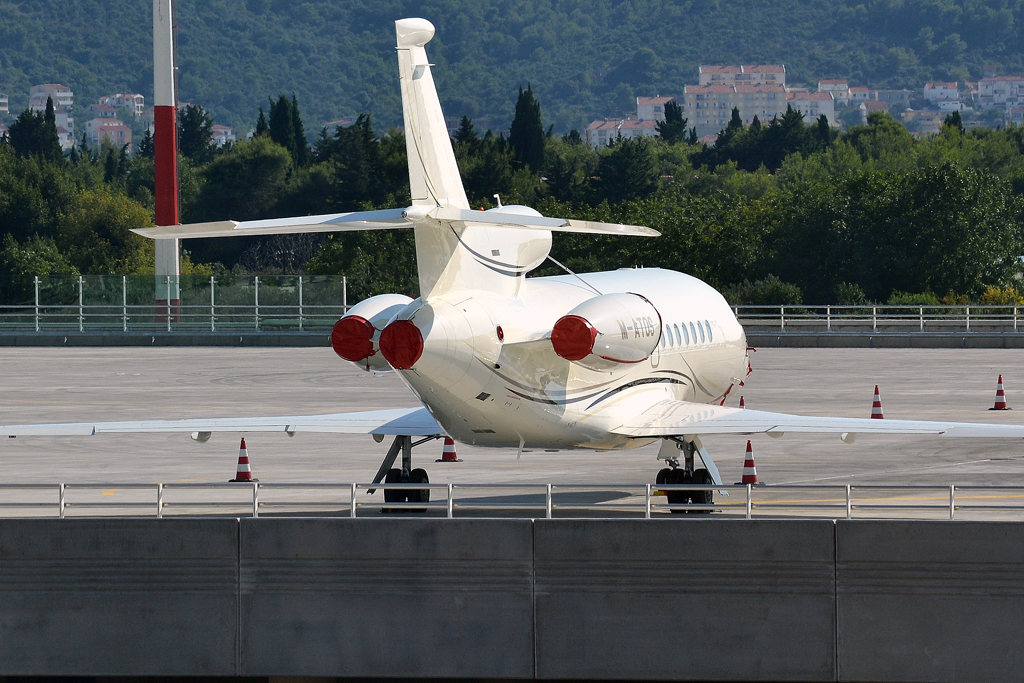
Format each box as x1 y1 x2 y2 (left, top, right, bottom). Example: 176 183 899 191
587 377 689 409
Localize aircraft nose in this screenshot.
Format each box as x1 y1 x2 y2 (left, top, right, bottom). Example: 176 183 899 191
379 319 424 369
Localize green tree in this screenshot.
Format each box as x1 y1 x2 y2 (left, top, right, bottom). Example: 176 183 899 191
137 129 154 159
656 100 688 144
189 135 292 222
254 107 269 137
290 94 310 166
7 100 62 162
56 188 153 273
268 95 297 160
508 84 544 173
178 104 215 164
593 136 659 203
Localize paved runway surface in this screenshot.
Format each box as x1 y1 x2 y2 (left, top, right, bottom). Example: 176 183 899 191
2 347 1024 517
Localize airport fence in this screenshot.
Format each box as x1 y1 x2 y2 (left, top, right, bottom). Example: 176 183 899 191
1 481 1023 520
735 304 1024 333
0 274 350 332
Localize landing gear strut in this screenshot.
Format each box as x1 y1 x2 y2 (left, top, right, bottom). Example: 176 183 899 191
657 438 715 512
369 435 438 513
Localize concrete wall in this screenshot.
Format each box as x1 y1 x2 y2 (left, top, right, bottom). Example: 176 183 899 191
2 518 1024 681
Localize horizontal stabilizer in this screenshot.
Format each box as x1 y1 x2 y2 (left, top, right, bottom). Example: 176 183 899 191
1 407 443 438
614 400 1024 438
134 209 412 239
134 206 658 240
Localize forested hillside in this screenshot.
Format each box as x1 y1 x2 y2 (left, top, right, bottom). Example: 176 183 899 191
1 0 1023 133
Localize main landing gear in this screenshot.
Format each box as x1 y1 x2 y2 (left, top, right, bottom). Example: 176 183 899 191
657 438 715 513
369 435 439 513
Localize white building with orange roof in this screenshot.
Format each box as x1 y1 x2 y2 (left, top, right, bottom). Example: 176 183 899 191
924 82 959 103
99 93 145 118
29 84 74 133
636 96 675 121
0 92 8 116
683 82 787 136
698 64 786 87
787 91 836 125
86 119 133 152
584 118 658 147
817 79 850 103
850 86 869 103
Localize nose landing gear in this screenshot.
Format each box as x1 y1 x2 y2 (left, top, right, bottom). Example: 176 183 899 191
369 434 440 513
657 438 715 512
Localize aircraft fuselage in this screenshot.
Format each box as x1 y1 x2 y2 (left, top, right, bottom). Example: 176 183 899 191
389 268 748 449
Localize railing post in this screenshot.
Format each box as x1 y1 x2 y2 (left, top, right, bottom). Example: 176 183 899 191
920 306 924 332
846 484 852 519
343 275 348 313
34 276 40 332
254 276 260 331
1016 306 1019 333
872 306 877 331
350 482 357 518
210 276 216 332
157 483 164 518
166 276 172 332
826 305 831 332
122 275 128 332
645 484 651 518
949 484 955 520
780 305 785 331
253 481 259 518
59 483 65 519
447 483 454 518
298 275 304 331
78 275 84 332
746 483 752 519
966 306 970 332
545 483 552 519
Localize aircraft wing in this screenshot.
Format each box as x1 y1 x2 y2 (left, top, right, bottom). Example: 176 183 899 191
0 407 442 438
613 400 1024 438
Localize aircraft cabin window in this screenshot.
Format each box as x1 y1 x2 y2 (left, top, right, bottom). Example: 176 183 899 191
660 329 666 349
672 324 680 347
680 323 688 345
698 322 706 344
705 320 713 343
690 322 698 344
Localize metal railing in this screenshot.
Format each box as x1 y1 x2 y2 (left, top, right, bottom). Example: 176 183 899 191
2 482 1023 520
0 274 351 332
735 304 1024 333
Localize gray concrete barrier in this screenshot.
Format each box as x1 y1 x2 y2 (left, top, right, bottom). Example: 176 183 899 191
748 332 1024 348
0 519 239 676
239 518 534 678
837 520 1024 683
534 519 836 681
0 332 330 347
4 518 1024 680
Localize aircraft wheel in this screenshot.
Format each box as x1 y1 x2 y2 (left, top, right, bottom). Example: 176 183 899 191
408 468 430 504
690 468 715 510
383 468 405 512
666 468 692 511
656 468 671 486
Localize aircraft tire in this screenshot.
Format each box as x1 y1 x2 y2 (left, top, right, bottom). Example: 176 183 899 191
383 468 404 510
690 468 714 510
666 468 692 511
408 468 430 512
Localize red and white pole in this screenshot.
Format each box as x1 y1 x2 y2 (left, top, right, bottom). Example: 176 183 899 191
154 0 180 320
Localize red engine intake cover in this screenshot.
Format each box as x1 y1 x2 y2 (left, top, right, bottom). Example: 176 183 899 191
379 319 424 370
331 316 375 362
551 315 598 361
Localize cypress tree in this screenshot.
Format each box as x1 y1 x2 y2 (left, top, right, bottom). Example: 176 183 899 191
508 84 544 173
268 96 296 156
290 94 309 166
254 107 269 137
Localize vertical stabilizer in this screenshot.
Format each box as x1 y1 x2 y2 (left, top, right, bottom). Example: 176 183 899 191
396 19 469 210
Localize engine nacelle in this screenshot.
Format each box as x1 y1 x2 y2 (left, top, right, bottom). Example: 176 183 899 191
551 292 661 370
331 293 414 371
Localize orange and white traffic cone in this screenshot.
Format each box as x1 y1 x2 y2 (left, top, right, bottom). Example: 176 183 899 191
738 440 759 485
436 436 462 462
990 375 1011 411
871 385 884 419
739 396 745 409
229 437 258 482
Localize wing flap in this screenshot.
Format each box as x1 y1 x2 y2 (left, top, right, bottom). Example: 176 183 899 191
613 400 1024 438
1 407 443 438
133 209 412 239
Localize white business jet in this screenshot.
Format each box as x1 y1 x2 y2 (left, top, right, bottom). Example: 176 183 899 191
5 18 1024 507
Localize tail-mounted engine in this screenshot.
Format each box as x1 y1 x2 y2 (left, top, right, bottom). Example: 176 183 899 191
331 293 414 371
551 293 662 370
